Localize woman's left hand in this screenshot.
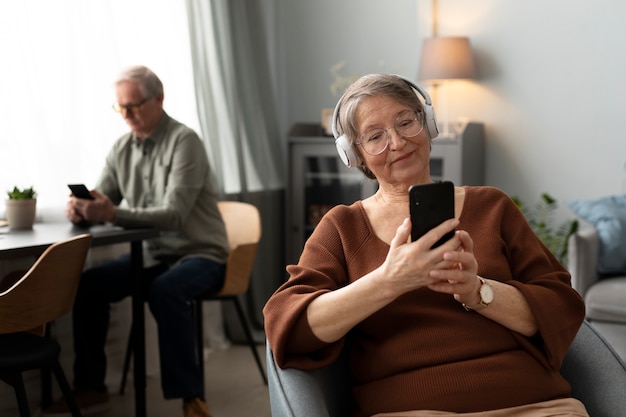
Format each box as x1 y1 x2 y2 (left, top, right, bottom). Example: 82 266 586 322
428 229 539 336
427 230 481 305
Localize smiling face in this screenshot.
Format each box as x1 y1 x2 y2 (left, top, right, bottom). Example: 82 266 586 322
115 80 164 140
355 95 432 190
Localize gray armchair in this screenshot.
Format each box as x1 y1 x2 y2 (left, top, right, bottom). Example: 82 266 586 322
568 218 626 360
267 321 626 417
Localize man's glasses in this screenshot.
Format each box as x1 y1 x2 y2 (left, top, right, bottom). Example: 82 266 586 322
112 98 150 114
355 110 424 156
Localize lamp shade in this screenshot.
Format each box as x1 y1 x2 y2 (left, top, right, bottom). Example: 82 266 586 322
418 37 476 82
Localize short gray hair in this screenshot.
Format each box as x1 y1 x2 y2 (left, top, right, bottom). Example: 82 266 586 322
114 65 163 99
335 73 427 179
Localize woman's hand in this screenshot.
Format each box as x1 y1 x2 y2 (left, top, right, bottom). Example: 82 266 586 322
426 230 480 302
428 229 539 336
377 217 462 299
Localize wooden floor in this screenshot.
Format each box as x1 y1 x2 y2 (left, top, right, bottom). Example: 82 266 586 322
105 344 270 417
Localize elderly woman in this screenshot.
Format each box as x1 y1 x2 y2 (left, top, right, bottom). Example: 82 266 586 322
264 74 588 417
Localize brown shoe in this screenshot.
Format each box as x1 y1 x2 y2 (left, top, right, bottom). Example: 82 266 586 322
43 388 110 416
183 397 212 417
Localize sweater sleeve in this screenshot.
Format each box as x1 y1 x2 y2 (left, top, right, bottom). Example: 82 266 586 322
467 187 586 370
263 204 370 369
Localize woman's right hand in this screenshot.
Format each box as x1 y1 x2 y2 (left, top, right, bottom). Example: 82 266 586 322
378 217 461 298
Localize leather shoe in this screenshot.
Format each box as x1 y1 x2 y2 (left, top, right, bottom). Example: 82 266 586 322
183 397 212 417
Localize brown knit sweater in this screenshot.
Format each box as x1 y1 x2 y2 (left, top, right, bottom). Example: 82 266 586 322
263 186 585 417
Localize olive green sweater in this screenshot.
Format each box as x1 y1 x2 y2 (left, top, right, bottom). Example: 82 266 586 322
264 186 585 417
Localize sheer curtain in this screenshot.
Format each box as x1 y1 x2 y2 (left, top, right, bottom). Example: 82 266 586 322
0 1 200 213
185 0 284 194
185 0 285 334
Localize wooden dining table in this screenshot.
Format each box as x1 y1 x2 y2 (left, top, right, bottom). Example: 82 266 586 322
0 222 159 417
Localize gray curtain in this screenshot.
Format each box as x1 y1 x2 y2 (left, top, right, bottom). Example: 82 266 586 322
185 0 286 339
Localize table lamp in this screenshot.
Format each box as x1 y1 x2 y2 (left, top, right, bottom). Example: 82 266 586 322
418 36 476 137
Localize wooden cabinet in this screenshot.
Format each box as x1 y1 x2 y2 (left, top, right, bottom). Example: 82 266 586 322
286 123 377 266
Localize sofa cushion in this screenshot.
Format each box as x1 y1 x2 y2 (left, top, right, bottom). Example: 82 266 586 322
585 277 626 323
566 195 626 275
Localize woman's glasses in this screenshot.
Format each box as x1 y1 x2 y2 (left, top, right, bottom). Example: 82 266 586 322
355 110 424 156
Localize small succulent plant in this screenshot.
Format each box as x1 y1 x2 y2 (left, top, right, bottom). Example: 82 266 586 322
7 186 37 200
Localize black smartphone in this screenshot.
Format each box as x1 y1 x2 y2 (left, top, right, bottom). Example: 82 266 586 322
409 181 455 247
68 184 95 200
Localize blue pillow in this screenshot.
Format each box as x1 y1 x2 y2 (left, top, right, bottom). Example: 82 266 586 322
566 195 626 275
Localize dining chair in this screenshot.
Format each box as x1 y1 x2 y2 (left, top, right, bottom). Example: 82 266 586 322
0 233 92 417
119 200 267 395
194 201 267 387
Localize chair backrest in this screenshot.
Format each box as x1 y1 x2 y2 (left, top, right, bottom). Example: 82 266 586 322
215 201 261 296
0 234 92 336
267 320 626 417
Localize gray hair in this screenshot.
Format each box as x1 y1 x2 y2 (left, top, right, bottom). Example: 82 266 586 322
335 73 427 179
114 65 163 99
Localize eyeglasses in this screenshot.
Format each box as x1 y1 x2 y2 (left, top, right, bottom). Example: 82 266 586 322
112 98 150 114
355 110 424 156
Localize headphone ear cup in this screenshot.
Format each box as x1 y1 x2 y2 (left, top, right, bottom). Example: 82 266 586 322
335 134 358 167
423 103 439 139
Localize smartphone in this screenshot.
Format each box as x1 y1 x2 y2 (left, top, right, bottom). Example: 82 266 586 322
68 184 95 200
409 181 455 247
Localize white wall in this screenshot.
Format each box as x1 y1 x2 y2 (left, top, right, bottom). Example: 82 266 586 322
270 0 420 138
272 0 626 219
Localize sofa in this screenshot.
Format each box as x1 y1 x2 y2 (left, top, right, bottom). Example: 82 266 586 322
567 196 626 361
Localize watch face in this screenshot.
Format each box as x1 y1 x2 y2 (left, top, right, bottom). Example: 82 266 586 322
480 282 494 304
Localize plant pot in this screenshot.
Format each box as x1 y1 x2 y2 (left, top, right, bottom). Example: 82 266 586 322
5 199 37 230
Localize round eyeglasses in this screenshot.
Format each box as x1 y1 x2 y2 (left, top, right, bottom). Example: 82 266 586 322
355 110 424 156
112 98 150 114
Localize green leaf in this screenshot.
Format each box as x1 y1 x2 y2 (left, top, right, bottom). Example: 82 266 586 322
7 186 36 200
511 193 577 265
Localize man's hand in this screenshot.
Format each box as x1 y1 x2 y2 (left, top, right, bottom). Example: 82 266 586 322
68 189 116 224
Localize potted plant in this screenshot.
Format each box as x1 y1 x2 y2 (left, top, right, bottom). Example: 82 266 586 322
512 192 579 265
5 186 37 229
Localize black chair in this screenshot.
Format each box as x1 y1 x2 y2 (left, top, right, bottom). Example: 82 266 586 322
0 234 92 417
267 320 626 417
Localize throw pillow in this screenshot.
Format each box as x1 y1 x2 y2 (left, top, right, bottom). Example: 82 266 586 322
566 195 626 275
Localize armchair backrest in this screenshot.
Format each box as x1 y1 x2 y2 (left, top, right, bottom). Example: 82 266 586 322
560 320 626 417
267 320 626 417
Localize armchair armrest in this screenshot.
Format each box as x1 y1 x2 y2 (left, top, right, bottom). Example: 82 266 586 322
567 218 600 297
266 342 353 417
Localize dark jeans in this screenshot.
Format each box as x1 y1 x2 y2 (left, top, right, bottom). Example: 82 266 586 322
72 254 225 399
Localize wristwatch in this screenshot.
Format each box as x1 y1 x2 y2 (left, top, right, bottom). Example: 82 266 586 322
462 277 494 311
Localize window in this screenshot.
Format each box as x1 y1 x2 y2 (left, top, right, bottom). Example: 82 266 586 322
0 1 200 209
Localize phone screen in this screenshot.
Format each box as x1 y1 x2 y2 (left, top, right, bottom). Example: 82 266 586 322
68 184 94 200
409 181 455 247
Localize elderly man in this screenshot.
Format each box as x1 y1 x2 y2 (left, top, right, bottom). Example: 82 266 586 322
46 66 228 417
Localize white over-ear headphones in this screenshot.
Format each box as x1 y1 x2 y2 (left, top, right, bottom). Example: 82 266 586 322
331 75 439 168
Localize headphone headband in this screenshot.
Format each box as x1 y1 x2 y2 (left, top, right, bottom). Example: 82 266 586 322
331 75 439 167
